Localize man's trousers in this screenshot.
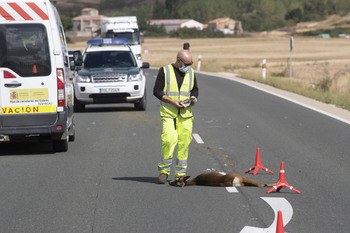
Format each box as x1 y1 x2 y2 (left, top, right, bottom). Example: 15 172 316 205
158 116 193 177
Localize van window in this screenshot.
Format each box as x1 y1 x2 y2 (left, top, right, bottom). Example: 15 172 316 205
105 29 140 45
0 24 51 77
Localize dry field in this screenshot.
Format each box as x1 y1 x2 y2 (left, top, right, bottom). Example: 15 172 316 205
68 36 350 95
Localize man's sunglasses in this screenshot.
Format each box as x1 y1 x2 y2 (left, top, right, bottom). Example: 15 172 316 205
179 58 193 66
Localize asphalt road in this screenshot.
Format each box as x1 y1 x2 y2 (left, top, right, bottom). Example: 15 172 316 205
0 68 349 233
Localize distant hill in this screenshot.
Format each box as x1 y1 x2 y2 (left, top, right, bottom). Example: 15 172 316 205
269 13 350 36
54 0 100 13
54 0 161 14
55 0 350 33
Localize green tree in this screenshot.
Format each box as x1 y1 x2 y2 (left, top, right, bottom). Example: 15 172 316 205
285 8 302 23
100 0 125 10
91 0 350 34
152 0 166 19
60 15 73 31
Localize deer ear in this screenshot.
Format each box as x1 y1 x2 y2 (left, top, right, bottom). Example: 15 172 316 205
184 176 191 181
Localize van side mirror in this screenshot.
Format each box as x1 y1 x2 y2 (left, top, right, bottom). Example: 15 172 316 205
141 62 149 69
140 32 144 44
73 50 83 70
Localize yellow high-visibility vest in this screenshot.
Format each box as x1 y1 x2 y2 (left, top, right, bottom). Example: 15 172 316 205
160 65 194 118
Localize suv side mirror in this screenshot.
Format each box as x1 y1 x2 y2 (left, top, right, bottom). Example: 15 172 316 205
141 62 149 69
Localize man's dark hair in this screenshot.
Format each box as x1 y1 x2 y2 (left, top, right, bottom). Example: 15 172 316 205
183 42 190 50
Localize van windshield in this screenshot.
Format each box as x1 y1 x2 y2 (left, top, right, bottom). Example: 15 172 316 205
0 24 51 77
105 30 140 45
83 51 137 68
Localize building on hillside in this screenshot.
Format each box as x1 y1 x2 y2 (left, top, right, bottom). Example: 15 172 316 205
206 17 243 35
148 19 203 33
71 8 106 37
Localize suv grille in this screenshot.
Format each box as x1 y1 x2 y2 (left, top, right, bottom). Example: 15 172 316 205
92 73 127 83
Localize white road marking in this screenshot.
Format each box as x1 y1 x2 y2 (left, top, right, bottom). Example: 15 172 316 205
216 172 239 193
239 197 293 233
192 133 204 144
226 187 239 193
216 73 350 125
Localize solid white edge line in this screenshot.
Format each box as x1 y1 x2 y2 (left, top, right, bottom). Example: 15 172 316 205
192 133 204 144
216 74 350 125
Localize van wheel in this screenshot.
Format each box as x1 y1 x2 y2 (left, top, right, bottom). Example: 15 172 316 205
53 137 68 152
135 91 146 111
74 95 85 112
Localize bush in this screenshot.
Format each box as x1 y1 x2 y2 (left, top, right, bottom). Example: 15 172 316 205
169 27 225 39
298 27 350 37
60 15 73 31
142 24 167 37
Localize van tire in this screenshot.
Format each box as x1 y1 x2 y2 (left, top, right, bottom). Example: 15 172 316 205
135 91 146 111
74 95 85 112
53 137 68 152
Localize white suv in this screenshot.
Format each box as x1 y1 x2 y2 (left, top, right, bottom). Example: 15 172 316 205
72 39 149 111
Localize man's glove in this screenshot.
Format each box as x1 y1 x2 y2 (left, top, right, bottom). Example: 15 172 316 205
181 96 197 108
190 96 197 105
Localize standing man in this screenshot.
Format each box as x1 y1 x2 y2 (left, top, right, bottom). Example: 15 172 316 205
153 49 199 184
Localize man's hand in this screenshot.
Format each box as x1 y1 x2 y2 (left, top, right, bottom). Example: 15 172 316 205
161 95 184 108
190 96 197 105
171 99 184 108
181 96 197 108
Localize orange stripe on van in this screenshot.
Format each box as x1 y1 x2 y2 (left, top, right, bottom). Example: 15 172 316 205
26 2 48 20
8 2 33 20
0 6 15 20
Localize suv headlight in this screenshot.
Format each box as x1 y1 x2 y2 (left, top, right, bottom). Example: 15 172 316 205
128 74 142 82
76 75 91 83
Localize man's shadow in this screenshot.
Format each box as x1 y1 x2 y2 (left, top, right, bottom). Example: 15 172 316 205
112 176 158 184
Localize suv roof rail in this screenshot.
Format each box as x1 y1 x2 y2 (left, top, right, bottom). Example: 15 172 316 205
87 38 128 46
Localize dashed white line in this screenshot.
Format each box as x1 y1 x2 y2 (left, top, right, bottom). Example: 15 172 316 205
192 133 204 144
226 187 239 193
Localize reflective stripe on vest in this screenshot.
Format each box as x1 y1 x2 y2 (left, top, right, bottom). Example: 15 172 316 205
160 65 194 118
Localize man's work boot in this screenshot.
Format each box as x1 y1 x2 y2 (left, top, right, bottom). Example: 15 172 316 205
157 173 168 184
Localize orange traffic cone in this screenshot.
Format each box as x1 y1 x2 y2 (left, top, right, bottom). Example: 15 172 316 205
245 148 274 175
276 210 285 233
32 65 37 73
267 161 301 194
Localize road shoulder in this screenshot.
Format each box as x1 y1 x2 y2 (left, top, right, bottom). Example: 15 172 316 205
201 71 350 125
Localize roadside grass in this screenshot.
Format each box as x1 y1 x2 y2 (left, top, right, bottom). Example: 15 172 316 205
239 73 350 111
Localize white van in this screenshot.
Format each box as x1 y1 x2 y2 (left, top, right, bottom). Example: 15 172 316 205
100 16 143 66
0 0 75 152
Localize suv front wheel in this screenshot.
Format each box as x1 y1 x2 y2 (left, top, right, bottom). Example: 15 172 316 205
135 90 146 111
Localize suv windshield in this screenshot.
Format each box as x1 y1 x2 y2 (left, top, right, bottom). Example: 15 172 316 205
83 51 137 68
0 24 51 77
